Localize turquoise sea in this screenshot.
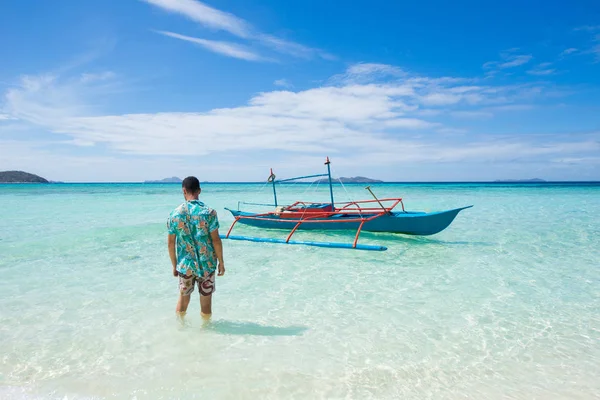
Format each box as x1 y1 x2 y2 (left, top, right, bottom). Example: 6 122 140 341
1 182 599 399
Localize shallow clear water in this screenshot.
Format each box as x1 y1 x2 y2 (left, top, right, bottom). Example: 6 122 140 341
1 182 599 399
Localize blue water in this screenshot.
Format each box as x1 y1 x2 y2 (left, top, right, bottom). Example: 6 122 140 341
1 182 599 399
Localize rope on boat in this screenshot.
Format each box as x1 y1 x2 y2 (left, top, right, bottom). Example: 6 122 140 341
279 171 328 203
311 177 321 196
331 165 364 218
257 179 270 193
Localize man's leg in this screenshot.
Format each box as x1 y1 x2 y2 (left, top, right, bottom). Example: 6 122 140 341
200 294 212 320
199 273 215 320
176 294 191 313
177 275 194 317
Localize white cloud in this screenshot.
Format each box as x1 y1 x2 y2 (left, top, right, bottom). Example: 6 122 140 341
257 34 335 60
313 136 600 170
527 62 556 76
560 48 578 57
450 110 494 119
527 68 556 76
484 50 533 74
551 156 600 165
274 79 293 88
573 26 600 61
414 109 443 117
3 62 595 181
499 55 533 68
419 93 461 106
80 71 116 83
346 63 404 77
331 63 405 85
437 127 467 135
574 25 600 32
485 104 535 112
143 0 251 38
591 34 600 60
143 0 331 60
592 44 600 60
0 139 211 182
0 113 16 121
382 118 438 129
157 31 265 61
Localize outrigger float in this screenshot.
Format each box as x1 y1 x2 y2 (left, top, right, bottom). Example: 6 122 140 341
219 158 472 251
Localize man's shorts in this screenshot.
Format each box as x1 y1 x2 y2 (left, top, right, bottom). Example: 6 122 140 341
178 272 216 296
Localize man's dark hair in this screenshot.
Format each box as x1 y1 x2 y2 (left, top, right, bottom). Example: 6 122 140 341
182 176 200 193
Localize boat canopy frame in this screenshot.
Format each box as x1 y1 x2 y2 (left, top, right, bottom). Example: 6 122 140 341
268 157 335 208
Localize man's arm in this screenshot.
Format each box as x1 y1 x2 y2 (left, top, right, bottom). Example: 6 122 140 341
168 234 178 277
210 229 225 276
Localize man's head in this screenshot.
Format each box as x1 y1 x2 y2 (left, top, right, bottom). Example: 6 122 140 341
182 176 201 200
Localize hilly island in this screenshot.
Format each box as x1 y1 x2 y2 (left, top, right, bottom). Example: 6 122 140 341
0 171 49 183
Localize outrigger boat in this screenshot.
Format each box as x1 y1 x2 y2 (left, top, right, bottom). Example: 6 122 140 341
220 158 472 251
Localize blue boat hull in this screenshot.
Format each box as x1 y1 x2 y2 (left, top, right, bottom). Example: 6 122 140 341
226 206 472 236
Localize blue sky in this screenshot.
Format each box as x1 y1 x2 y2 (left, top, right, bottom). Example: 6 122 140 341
0 0 599 182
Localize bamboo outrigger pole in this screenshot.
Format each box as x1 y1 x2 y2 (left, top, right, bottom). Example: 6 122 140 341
220 234 387 251
365 186 390 214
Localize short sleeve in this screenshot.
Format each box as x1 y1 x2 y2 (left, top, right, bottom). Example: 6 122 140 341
208 209 219 232
167 213 179 235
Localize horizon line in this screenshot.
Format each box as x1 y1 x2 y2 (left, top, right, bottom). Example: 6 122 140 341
3 180 599 184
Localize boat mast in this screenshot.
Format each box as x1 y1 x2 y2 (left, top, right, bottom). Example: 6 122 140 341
325 157 334 208
269 168 278 207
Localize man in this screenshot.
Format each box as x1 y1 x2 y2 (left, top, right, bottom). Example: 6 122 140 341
167 176 225 320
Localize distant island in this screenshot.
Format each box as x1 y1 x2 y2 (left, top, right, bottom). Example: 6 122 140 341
144 177 182 183
315 176 383 184
494 178 546 183
0 171 49 183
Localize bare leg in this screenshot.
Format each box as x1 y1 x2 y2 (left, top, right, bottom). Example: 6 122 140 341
176 294 191 314
200 294 212 320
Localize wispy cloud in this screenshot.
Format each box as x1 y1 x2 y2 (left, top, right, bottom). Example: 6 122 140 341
274 79 293 88
590 34 600 61
347 63 405 77
143 0 331 60
527 62 556 76
450 110 493 119
331 63 405 84
499 54 533 68
560 47 578 57
485 104 535 112
574 25 600 32
257 34 335 60
551 156 600 165
573 25 600 61
592 45 600 60
157 31 265 61
419 93 462 106
143 0 251 38
80 71 116 83
484 49 533 75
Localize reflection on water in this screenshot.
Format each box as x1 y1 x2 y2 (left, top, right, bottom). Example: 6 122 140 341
204 320 308 336
365 231 495 246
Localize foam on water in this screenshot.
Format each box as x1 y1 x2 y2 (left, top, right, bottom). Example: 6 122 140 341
1 183 599 399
